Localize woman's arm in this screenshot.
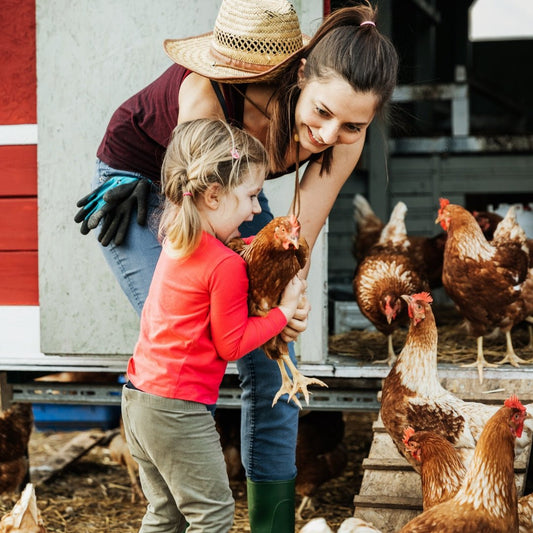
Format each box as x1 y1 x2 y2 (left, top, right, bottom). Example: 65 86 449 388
178 73 227 124
296 135 367 276
278 139 364 341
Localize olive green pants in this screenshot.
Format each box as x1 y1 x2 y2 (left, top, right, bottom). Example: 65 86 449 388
122 386 234 533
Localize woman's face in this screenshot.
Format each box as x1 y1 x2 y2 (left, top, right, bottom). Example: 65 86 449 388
294 66 378 154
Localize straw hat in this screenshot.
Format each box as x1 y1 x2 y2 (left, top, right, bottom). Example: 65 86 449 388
164 0 309 83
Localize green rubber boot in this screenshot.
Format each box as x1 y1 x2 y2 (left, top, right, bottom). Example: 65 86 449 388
247 479 295 533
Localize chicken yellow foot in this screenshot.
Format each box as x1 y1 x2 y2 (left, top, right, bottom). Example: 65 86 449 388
272 354 327 408
496 330 533 366
372 334 397 366
527 322 533 351
461 335 498 384
296 495 315 520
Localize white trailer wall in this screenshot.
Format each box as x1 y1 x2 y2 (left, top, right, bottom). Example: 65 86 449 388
37 1 325 360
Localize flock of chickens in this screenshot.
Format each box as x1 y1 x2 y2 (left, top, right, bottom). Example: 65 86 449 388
303 291 533 532
1 196 533 532
352 194 533 383
300 195 533 532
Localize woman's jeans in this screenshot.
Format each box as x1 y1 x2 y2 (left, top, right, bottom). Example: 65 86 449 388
93 159 299 482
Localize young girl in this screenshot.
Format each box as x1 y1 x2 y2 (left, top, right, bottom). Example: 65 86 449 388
121 119 305 533
77 1 399 529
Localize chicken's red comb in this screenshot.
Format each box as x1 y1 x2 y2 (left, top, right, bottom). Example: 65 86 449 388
288 214 299 227
412 292 433 304
439 198 450 209
504 394 526 412
288 214 300 236
402 426 416 446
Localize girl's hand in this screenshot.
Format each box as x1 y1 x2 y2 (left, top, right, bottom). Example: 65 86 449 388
278 276 306 322
280 293 310 343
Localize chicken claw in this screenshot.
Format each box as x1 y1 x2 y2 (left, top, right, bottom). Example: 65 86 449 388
273 359 302 408
461 336 498 384
272 355 328 408
372 334 397 366
496 331 533 366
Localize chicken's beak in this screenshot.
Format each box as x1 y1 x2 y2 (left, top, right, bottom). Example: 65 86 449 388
288 233 299 249
436 213 449 231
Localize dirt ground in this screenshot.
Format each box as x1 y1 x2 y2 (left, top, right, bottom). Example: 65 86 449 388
0 410 376 533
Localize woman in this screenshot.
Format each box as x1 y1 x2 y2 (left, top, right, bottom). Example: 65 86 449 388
75 1 398 530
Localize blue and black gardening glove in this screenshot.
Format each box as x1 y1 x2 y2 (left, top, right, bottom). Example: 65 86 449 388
74 176 152 246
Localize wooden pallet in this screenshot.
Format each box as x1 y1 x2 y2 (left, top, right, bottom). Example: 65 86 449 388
353 414 532 532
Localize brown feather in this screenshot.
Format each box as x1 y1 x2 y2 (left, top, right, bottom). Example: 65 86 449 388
0 403 33 495
399 402 522 533
228 215 309 360
353 202 430 365
404 430 466 510
439 203 529 338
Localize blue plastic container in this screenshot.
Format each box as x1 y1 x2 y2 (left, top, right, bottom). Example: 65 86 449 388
32 403 121 431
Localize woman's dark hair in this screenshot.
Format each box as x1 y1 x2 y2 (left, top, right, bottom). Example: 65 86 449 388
266 2 399 175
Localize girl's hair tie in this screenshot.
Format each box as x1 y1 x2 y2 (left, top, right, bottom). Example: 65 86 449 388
231 148 240 159
183 191 192 197
360 21 375 27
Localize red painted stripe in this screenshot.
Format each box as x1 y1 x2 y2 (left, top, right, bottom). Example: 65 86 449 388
0 251 38 305
0 146 37 196
0 0 37 124
0 198 38 250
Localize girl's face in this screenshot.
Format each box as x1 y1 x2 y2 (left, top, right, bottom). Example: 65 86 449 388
211 164 265 243
295 66 378 154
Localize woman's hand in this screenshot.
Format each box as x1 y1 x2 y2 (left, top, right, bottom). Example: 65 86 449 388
280 291 310 343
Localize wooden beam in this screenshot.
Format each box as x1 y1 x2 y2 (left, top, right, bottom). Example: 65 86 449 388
30 430 111 485
0 372 13 411
354 494 422 510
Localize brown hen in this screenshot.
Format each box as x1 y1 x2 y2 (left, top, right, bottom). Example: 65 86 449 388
399 396 525 533
437 199 532 382
228 215 326 407
380 292 533 472
352 194 385 266
108 418 144 503
353 201 429 365
473 209 533 352
403 427 466 510
352 194 446 290
0 403 33 495
403 426 533 533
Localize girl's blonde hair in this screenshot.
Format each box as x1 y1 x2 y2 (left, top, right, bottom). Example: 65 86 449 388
160 119 268 257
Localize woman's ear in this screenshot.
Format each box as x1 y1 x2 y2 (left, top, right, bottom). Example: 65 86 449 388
297 59 307 88
204 183 222 210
